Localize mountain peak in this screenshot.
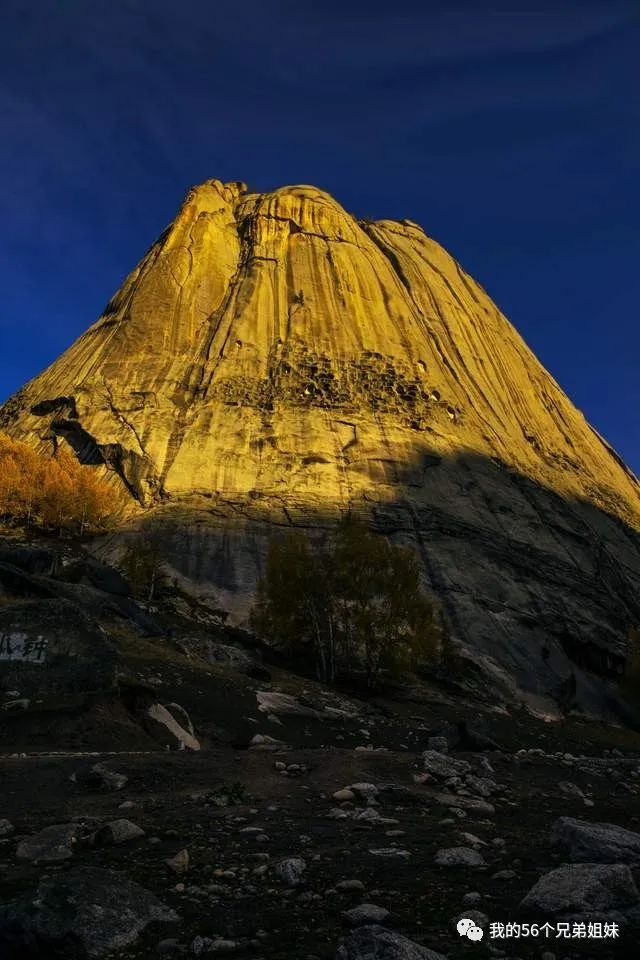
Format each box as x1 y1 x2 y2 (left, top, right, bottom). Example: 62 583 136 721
2 179 639 711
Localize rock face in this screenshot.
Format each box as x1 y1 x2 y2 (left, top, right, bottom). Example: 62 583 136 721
2 178 640 708
0 598 117 699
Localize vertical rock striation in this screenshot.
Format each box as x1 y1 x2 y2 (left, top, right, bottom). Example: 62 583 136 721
2 179 640 709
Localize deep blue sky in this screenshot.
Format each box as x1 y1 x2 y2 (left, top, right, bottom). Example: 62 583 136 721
1 1 638 472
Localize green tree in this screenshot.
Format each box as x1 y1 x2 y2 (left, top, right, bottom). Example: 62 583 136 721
332 516 441 687
251 516 442 687
119 522 167 602
624 627 640 693
251 532 338 682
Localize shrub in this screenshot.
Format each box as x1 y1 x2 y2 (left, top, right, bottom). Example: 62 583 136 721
251 515 442 687
0 432 112 534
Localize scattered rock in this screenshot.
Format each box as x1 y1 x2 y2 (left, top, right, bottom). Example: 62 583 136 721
348 783 379 804
166 849 190 875
434 847 485 868
462 892 482 906
249 734 289 751
343 904 390 927
333 789 356 803
368 848 411 861
207 641 260 673
432 793 495 815
464 774 497 797
337 879 366 893
275 857 307 887
0 819 14 837
16 823 81 863
257 690 321 719
422 751 471 780
93 819 145 845
353 808 398 826
73 763 128 792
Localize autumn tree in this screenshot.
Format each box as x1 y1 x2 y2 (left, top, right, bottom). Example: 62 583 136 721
0 431 42 522
0 431 113 534
251 516 442 687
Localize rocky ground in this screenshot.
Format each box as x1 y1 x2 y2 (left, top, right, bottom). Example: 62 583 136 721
3 680 640 959
2 535 640 959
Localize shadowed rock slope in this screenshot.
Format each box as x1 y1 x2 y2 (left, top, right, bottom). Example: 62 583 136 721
2 179 640 710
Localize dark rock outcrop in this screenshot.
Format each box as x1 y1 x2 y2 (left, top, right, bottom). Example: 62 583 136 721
0 599 117 699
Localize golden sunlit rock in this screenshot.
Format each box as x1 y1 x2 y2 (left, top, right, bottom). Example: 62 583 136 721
2 178 639 707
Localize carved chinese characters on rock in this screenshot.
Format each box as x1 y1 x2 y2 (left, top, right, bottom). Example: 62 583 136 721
0 632 48 663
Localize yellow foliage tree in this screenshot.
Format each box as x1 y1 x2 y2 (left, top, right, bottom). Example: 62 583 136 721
0 432 113 534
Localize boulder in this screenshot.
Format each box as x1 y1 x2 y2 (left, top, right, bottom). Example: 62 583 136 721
335 925 447 959
144 703 200 751
166 849 190 875
464 774 498 797
343 904 390 927
208 641 261 672
422 751 471 780
368 848 411 861
432 793 495 815
349 783 380 804
336 879 365 893
434 847 486 868
520 863 640 923
73 762 128 792
0 866 177 957
275 857 307 887
164 702 196 737
249 734 289 751
16 823 82 863
333 788 356 803
257 690 321 719
0 918 86 959
93 819 145 845
551 816 640 864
